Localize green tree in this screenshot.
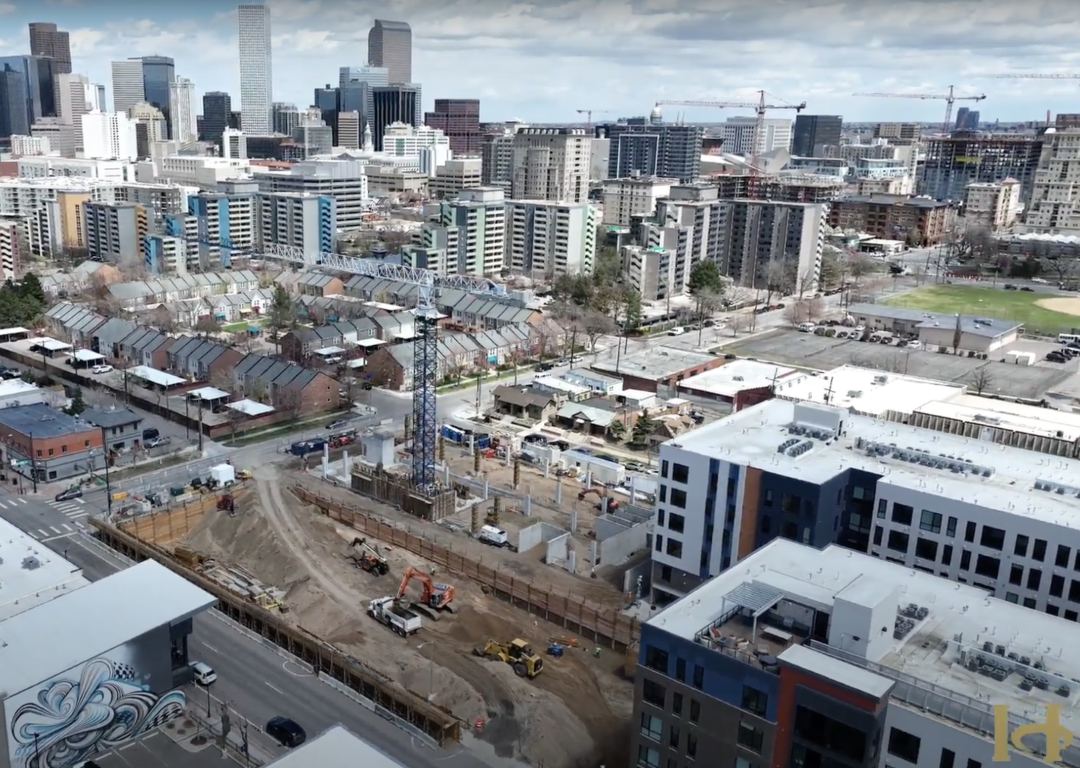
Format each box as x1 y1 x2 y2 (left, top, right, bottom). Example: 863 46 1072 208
267 284 295 343
591 246 621 286
64 387 86 416
18 273 45 306
687 260 723 295
630 411 657 447
622 287 642 331
606 419 626 441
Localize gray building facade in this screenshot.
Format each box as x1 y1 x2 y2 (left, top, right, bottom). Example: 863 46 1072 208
367 20 412 84
371 84 421 152
201 91 231 143
603 122 703 183
82 406 144 454
792 114 843 157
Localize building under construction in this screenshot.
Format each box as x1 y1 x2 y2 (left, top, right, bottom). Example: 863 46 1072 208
918 132 1043 203
713 173 844 203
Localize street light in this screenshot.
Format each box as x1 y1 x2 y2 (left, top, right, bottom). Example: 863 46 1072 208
417 641 435 702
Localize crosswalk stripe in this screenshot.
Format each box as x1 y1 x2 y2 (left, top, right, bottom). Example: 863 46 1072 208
76 498 85 504
0 500 9 509
62 523 72 531
37 529 48 537
66 512 88 520
49 526 61 534
18 498 26 504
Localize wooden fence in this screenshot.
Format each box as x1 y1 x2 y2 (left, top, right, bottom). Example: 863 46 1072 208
118 494 220 545
292 484 640 650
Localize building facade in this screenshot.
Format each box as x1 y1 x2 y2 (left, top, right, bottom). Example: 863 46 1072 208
827 194 957 245
238 3 273 134
405 187 506 277
139 55 174 136
109 60 144 114
722 117 793 157
481 130 518 192
187 190 257 269
919 133 1042 204
506 199 597 279
430 158 483 199
1018 126 1080 235
792 114 843 157
84 201 148 264
253 158 370 231
367 20 412 84
511 128 591 204
602 176 675 226
603 122 703 183
370 85 422 153
201 91 231 143
81 111 138 161
424 99 481 154
963 180 1020 231
257 191 334 254
168 77 196 146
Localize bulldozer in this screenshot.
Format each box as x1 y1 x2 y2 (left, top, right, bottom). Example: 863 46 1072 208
397 566 455 616
347 538 389 576
474 638 544 678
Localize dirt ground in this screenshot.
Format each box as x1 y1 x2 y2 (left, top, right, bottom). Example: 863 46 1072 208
177 467 634 768
1036 297 1080 316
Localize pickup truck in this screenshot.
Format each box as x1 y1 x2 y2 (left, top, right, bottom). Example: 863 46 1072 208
367 597 422 636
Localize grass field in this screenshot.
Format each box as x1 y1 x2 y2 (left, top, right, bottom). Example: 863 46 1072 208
881 285 1080 335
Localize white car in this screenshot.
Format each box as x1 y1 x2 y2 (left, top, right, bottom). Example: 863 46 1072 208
91 364 113 374
667 327 686 336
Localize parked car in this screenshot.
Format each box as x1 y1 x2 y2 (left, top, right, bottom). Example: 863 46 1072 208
55 487 83 502
145 436 171 449
91 364 113 374
535 361 554 372
189 661 217 685
325 419 349 431
266 717 306 748
667 327 686 336
1003 284 1017 290
1020 286 1035 292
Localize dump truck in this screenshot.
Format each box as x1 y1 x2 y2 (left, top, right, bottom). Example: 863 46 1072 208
474 638 544 678
367 596 422 636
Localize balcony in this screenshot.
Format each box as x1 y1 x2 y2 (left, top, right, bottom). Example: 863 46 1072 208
694 583 807 673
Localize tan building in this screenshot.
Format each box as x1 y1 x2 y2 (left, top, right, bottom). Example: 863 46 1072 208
429 158 483 199
511 128 591 203
31 190 90 257
1019 126 1080 235
826 193 957 246
963 179 1020 231
363 166 428 201
601 176 675 226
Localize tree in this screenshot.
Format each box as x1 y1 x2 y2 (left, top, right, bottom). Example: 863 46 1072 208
225 406 248 441
275 385 304 420
630 411 657 447
969 367 995 396
267 284 295 345
606 419 626 442
728 313 747 337
210 369 235 397
591 246 621 287
694 290 726 344
18 273 45 306
784 303 803 327
763 260 788 306
195 315 221 338
687 260 723 296
63 387 86 416
550 301 585 362
819 246 844 291
582 310 616 352
621 286 643 333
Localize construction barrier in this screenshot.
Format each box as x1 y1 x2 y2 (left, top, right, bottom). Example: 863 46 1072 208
88 517 462 745
292 485 641 650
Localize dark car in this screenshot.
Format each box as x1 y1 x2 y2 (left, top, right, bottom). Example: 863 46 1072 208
266 716 306 748
55 487 83 502
535 361 554 372
1020 286 1035 292
1003 284 1017 290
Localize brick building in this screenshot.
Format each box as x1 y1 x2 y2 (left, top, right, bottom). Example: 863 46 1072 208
826 194 958 246
0 404 105 482
423 99 481 154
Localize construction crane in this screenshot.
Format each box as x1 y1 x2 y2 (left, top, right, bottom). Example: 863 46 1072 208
575 109 613 129
655 90 806 174
990 74 1080 83
259 244 504 494
852 86 986 135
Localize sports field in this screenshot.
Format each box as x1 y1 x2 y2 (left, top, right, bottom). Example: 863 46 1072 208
881 285 1080 335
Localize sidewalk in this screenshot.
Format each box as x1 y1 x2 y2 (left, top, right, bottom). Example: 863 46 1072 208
164 700 283 766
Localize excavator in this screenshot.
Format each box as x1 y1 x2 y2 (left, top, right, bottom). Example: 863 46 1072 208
474 638 544 678
578 487 619 513
347 538 389 576
396 565 455 616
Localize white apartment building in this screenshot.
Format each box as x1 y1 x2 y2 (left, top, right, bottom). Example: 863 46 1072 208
405 187 506 277
222 128 248 160
238 3 273 134
621 244 676 301
964 180 1021 231
81 111 138 161
30 119 75 159
127 102 168 145
109 60 144 114
722 117 793 157
381 122 451 175
429 158 482 199
1018 127 1080 234
168 77 197 147
0 218 27 281
601 175 675 226
505 199 597 278
147 156 251 191
18 157 131 182
10 136 51 157
142 234 188 275
510 128 591 203
257 191 335 254
253 159 370 231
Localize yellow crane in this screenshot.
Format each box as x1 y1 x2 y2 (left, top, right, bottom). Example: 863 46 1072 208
575 109 613 130
852 86 986 135
655 90 806 174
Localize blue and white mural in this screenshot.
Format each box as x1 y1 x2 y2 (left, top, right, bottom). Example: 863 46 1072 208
6 656 185 768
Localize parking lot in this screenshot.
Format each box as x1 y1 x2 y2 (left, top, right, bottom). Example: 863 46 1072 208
89 730 213 768
729 330 1075 401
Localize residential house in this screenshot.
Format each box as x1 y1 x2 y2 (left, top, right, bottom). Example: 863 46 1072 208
295 271 346 297
39 261 122 298
209 294 250 323
81 406 144 453
343 274 419 307
90 318 140 359
373 312 415 341
43 303 106 347
231 354 340 415
279 317 381 362
437 290 539 329
107 270 260 308
117 327 173 368
554 402 619 435
155 298 210 329
562 369 621 395
166 336 242 381
491 385 558 422
363 344 417 390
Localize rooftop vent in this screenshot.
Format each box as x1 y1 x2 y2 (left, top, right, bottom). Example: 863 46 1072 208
786 439 814 457
22 556 41 571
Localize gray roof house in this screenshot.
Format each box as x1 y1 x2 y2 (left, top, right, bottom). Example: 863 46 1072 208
90 318 140 359
166 337 235 380
117 327 173 367
44 303 106 346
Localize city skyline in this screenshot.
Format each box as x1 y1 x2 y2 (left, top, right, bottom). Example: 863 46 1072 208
0 0 1077 124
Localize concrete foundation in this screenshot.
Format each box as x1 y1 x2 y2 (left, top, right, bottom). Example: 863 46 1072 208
350 463 456 521
517 521 570 555
593 503 652 567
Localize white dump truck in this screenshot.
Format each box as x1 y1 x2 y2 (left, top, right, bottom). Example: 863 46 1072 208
367 597 422 636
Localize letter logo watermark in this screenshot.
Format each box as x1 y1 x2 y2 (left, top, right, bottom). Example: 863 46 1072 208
993 705 1074 763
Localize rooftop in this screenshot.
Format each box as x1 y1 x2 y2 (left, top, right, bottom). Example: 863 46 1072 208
837 194 954 209
914 394 1080 444
0 560 215 697
849 303 1022 338
651 538 1080 747
263 725 409 768
669 398 1080 528
0 403 97 438
591 346 718 381
0 515 88 622
773 365 965 417
679 359 798 399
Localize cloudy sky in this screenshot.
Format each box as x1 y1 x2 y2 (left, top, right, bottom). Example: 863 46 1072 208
4 0 1080 124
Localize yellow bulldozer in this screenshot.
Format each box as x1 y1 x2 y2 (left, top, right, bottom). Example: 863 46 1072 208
473 638 544 678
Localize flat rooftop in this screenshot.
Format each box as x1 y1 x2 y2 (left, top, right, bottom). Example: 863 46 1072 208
650 539 1080 738
0 403 97 438
0 515 88 622
671 398 1080 528
679 359 797 398
773 365 964 416
592 346 718 381
915 393 1080 443
264 725 408 768
0 560 215 697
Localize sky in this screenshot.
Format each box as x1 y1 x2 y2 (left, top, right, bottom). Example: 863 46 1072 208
3 0 1080 125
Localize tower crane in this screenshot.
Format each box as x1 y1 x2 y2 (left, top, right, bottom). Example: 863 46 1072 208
852 86 986 135
991 74 1080 85
655 90 806 174
259 244 505 494
576 109 613 129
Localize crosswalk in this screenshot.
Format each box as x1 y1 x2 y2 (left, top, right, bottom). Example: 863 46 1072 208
46 497 88 520
29 521 83 541
0 497 28 509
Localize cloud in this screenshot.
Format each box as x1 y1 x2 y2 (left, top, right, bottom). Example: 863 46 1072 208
56 0 1080 122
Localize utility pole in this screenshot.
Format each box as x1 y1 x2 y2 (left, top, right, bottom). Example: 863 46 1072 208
197 404 204 454
29 429 36 493
101 425 113 517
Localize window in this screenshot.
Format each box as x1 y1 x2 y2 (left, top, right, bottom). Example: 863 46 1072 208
1068 610 1079 622
60 445 67 453
675 658 686 681
1009 564 1024 586
669 725 680 749
672 463 689 483
741 685 768 716
892 503 913 525
659 486 667 503
975 555 1000 580
672 692 683 716
689 699 700 724
877 499 887 519
687 733 697 759
1051 575 1065 598
940 748 956 768
35 449 41 458
793 706 868 762
644 646 669 674
760 517 771 535
853 486 867 501
735 759 753 768
782 494 799 514
873 526 883 546
1034 539 1047 562
1059 545 1073 568
946 516 957 537
737 723 764 753
920 510 942 533
942 544 953 566
1005 592 1019 603
1028 569 1042 590
666 539 683 558
1070 580 1080 603
643 679 665 708
47 448 54 457
964 521 977 542
640 712 662 741
655 536 663 552
1015 534 1030 557
669 513 685 533
887 727 921 764
764 490 773 507
915 538 938 561
887 530 910 553
1048 604 1061 616
692 664 704 690
960 550 971 571
967 760 982 768
638 745 660 768
980 526 1005 551
662 461 669 478
657 509 666 527
670 489 687 509
727 478 736 497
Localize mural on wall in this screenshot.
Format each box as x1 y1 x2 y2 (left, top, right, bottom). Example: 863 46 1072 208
7 657 185 768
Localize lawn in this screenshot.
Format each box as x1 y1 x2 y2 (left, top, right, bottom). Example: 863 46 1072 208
880 285 1080 335
222 319 262 333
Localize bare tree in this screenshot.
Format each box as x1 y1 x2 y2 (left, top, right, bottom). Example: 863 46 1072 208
582 310 616 353
194 315 222 338
210 369 235 397
729 313 747 337
225 406 248 441
968 367 995 396
248 378 268 404
805 296 825 321
763 261 788 306
275 385 304 420
784 303 803 327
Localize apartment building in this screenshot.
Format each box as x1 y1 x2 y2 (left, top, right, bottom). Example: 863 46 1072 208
510 128 591 203
919 133 1042 203
874 123 920 140
602 122 703 183
424 98 481 154
601 176 675 226
83 201 148 264
621 244 676 302
722 116 793 157
963 180 1021 231
405 187 506 277
257 191 335 255
0 218 26 280
633 537 1077 768
430 158 483 199
1018 126 1080 235
827 194 957 246
381 122 451 175
34 189 89 257
253 158 370 231
480 130 518 192
187 191 256 269
142 234 187 274
505 199 597 279
81 111 138 161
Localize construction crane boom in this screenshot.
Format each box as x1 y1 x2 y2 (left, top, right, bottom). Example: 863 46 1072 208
260 244 504 493
575 109 612 129
991 74 1080 81
853 85 986 135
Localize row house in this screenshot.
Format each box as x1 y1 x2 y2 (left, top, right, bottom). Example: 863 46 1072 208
166 337 241 381
232 354 340 415
117 327 172 369
44 303 106 347
40 261 122 299
293 271 346 298
343 274 420 307
279 317 381 361
90 318 140 359
107 269 261 308
294 294 367 324
436 290 539 329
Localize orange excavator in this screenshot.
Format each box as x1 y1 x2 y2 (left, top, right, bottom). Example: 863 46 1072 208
578 487 619 512
396 566 456 612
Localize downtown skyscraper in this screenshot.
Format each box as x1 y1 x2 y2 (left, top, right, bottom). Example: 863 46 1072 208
238 3 272 134
367 20 412 84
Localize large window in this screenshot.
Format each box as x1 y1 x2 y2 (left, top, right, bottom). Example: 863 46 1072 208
670 489 687 509
919 510 942 533
887 530 909 553
887 727 921 764
666 539 683 558
672 463 689 483
741 685 768 716
891 503 913 525
975 554 1001 580
915 538 938 561
794 706 867 762
738 723 764 753
980 526 1005 551
1015 534 1029 557
638 745 660 768
643 679 666 708
640 712 662 741
669 513 685 533
644 646 669 674
1033 539 1047 562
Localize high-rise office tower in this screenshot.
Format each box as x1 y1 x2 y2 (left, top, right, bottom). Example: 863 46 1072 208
367 20 412 84
339 65 388 132
95 84 106 111
792 114 843 157
140 55 175 136
370 84 421 151
110 60 145 114
169 77 196 146
29 22 71 109
954 107 981 131
602 122 703 183
272 102 300 135
238 3 273 134
201 91 231 142
425 99 481 153
0 68 29 138
0 55 56 136
82 110 138 161
314 85 339 141
57 72 94 151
